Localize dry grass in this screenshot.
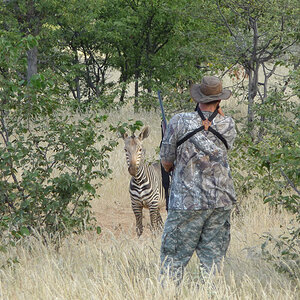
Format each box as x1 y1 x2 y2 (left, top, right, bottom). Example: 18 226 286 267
0 204 298 300
1 103 299 300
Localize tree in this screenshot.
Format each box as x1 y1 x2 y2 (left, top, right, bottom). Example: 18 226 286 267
0 32 118 244
0 0 49 82
215 0 299 136
230 69 300 277
104 0 177 109
47 0 117 105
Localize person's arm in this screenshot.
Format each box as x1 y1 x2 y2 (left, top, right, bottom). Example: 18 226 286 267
218 116 237 150
224 117 237 150
160 115 179 172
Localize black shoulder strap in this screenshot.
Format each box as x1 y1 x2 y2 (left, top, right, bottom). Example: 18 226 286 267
176 106 229 149
197 105 219 122
207 127 229 149
176 126 204 147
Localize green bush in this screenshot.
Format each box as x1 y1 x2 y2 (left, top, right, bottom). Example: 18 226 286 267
0 34 118 245
230 80 300 277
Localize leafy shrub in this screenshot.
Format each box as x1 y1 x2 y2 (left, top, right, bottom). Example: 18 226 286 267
0 33 118 245
230 78 300 277
262 225 300 279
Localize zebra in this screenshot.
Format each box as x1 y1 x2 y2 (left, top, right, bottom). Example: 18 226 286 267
122 126 166 237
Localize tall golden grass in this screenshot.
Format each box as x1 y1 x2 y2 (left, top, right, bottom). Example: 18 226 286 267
1 99 299 300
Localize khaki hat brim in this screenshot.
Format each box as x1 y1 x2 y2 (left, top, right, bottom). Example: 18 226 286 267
190 84 231 103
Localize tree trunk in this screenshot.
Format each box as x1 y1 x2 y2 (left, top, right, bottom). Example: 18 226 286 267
134 71 139 112
247 70 254 127
26 46 38 83
120 85 126 103
119 70 128 103
247 17 259 138
146 66 153 94
145 31 152 94
25 0 39 83
74 49 81 103
75 76 81 103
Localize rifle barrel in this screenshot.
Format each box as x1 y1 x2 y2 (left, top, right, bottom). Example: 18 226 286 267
158 90 167 128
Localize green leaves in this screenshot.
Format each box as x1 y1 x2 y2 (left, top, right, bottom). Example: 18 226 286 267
230 82 300 276
96 226 102 235
0 32 119 247
110 120 144 136
262 225 300 278
0 95 117 244
128 120 144 135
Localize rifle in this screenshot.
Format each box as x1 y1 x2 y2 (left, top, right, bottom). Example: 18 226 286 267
158 90 170 212
158 90 167 135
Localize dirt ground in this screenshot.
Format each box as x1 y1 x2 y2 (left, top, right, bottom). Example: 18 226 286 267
94 204 168 237
91 107 167 238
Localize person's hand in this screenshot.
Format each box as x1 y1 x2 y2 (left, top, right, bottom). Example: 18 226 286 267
218 106 225 116
161 160 174 173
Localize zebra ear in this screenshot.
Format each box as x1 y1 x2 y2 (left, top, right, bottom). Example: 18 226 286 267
138 126 150 141
121 132 129 140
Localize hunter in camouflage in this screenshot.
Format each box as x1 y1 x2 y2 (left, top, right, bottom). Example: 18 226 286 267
160 208 231 282
160 76 237 284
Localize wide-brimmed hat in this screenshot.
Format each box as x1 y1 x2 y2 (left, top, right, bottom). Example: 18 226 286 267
190 76 231 103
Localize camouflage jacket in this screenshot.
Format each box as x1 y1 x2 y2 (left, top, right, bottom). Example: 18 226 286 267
160 110 236 210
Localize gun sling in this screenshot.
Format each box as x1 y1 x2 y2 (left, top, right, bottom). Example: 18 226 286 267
176 106 229 149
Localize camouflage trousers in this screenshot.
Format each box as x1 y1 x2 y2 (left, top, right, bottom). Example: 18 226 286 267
160 207 231 284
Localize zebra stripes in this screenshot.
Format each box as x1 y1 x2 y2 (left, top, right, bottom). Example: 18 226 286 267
122 126 165 236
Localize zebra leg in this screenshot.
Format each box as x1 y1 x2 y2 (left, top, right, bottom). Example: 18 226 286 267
149 206 162 232
157 210 163 228
132 202 143 237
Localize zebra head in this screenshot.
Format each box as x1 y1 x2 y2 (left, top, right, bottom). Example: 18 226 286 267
122 126 150 177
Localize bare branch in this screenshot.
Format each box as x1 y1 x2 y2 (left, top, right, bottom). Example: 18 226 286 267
0 112 9 145
154 39 169 54
257 88 264 102
280 168 300 196
261 40 297 63
257 36 278 59
221 62 239 77
224 0 245 18
281 60 300 93
216 0 236 37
